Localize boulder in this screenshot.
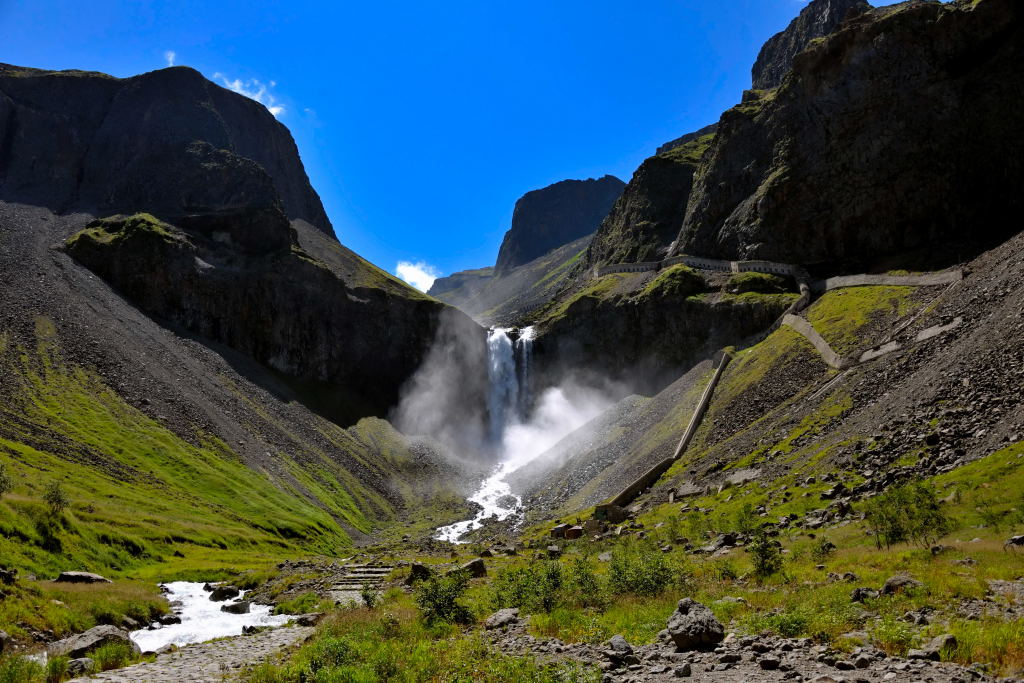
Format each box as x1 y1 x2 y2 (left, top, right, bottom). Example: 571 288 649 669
209 585 241 602
881 575 923 596
48 625 140 659
546 545 562 558
220 600 251 615
406 563 433 585
850 587 879 603
0 569 16 585
0 629 11 654
484 608 520 630
294 613 322 627
66 658 94 677
564 526 584 540
665 598 725 650
456 558 486 578
55 571 111 584
158 614 181 626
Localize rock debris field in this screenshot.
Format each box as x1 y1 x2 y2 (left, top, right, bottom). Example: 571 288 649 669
66 624 313 683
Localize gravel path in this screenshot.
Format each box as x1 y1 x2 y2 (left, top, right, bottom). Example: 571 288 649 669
68 625 314 683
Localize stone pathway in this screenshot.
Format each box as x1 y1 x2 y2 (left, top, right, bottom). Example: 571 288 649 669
68 624 314 682
326 564 393 605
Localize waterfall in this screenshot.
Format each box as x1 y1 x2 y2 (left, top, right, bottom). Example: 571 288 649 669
486 328 518 444
515 325 536 418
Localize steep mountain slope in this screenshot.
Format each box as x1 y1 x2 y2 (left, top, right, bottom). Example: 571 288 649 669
494 175 624 273
677 0 1024 268
429 235 590 325
751 0 871 90
0 62 487 426
0 64 487 583
581 133 716 271
518 227 1023 525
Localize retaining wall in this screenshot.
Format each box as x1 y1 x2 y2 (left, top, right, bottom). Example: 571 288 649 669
595 254 801 279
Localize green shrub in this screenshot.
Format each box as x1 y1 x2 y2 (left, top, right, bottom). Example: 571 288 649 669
273 592 330 615
608 547 672 597
751 609 810 638
565 557 606 609
733 503 758 536
360 583 378 609
414 571 471 625
0 656 44 683
43 481 69 516
864 482 951 549
748 531 783 579
491 561 564 613
88 641 137 671
810 537 837 563
45 656 70 683
728 272 787 294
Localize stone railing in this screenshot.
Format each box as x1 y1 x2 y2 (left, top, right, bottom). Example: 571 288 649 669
595 254 802 279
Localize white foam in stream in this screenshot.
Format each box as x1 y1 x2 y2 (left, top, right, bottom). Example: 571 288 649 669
131 581 291 652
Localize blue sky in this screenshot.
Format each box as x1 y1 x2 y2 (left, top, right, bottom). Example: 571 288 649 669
4 0 824 289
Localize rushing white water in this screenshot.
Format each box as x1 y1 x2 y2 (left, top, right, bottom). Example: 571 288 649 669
436 324 611 543
130 582 291 652
486 328 519 444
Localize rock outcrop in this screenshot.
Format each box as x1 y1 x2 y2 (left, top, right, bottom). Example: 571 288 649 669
0 63 487 426
677 0 1024 269
0 63 333 238
655 122 718 156
66 213 485 425
48 625 140 659
494 176 624 273
583 132 716 270
751 0 871 90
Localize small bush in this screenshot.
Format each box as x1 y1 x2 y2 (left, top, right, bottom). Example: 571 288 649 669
88 641 137 671
728 272 787 294
492 562 564 613
0 656 44 683
45 656 70 683
608 547 672 597
870 616 917 655
748 531 783 579
414 571 471 625
811 537 837 563
565 557 606 609
864 482 951 549
43 481 69 516
733 503 758 536
360 583 378 609
273 592 328 615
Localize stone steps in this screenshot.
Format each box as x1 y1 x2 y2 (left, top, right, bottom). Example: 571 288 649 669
326 565 394 605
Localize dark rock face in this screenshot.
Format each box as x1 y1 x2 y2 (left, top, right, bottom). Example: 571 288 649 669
66 214 484 426
0 63 333 238
495 176 624 273
677 0 1024 269
584 133 715 270
751 0 871 90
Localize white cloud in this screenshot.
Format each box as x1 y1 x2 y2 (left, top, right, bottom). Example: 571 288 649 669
164 50 176 67
213 72 285 118
395 261 441 292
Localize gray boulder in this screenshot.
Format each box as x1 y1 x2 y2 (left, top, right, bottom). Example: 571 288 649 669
0 629 11 654
909 633 957 661
666 598 725 650
48 625 140 659
484 608 520 630
449 558 486 578
66 658 94 677
55 571 111 584
881 575 923 596
209 585 240 601
220 600 251 614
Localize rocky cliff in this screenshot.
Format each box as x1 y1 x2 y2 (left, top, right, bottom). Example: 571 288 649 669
751 0 871 90
582 132 716 270
0 63 486 426
0 64 333 237
494 175 624 273
677 0 1024 269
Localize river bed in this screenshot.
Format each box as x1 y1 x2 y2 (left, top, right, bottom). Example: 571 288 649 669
131 581 291 652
